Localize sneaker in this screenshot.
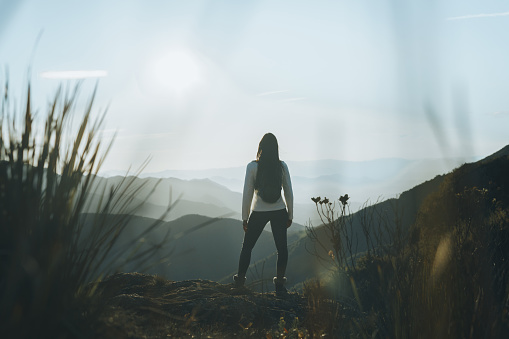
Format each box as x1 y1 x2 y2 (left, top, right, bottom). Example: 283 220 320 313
273 277 288 297
233 274 246 288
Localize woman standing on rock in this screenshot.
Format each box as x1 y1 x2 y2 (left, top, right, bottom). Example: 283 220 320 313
234 133 294 296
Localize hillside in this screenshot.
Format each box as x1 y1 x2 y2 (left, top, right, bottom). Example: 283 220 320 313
79 213 306 282
411 144 509 254
336 144 509 338
84 191 239 221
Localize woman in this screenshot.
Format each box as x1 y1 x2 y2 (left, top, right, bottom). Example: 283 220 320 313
234 133 294 296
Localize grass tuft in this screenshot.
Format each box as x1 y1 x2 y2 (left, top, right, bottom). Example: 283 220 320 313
0 79 171 338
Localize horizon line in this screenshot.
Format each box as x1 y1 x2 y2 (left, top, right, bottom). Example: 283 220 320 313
97 155 484 175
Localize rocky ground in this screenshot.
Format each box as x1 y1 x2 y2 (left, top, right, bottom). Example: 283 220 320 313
86 272 340 338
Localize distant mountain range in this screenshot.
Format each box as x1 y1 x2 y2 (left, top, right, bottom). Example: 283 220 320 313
83 175 241 221
96 157 479 226
85 145 509 291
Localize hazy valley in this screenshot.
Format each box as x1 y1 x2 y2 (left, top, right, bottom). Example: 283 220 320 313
97 156 477 227
83 151 493 292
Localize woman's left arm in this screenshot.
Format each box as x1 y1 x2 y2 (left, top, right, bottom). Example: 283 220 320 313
242 162 256 223
282 162 294 222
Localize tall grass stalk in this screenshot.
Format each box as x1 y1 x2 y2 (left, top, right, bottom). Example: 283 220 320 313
0 80 171 337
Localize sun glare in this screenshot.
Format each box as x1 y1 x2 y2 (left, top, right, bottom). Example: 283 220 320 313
151 50 202 94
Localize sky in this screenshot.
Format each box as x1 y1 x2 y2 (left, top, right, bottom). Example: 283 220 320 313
1 0 508 172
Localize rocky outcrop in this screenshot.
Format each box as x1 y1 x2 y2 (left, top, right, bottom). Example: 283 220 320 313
89 273 310 338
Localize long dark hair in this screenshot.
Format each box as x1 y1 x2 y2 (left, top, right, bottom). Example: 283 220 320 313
254 133 283 191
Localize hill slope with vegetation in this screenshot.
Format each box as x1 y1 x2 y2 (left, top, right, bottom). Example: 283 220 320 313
313 144 509 338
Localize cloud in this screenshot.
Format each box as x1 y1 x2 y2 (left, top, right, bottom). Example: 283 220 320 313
278 97 306 103
255 90 306 103
256 90 289 96
39 70 108 79
490 110 509 116
447 11 509 21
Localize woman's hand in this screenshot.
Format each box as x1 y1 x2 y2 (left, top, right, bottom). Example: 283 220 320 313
243 220 248 232
287 219 292 228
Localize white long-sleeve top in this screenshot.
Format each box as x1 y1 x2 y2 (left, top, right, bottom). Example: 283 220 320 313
241 160 294 221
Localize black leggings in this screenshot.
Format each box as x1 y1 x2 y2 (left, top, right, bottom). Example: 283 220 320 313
237 209 289 279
